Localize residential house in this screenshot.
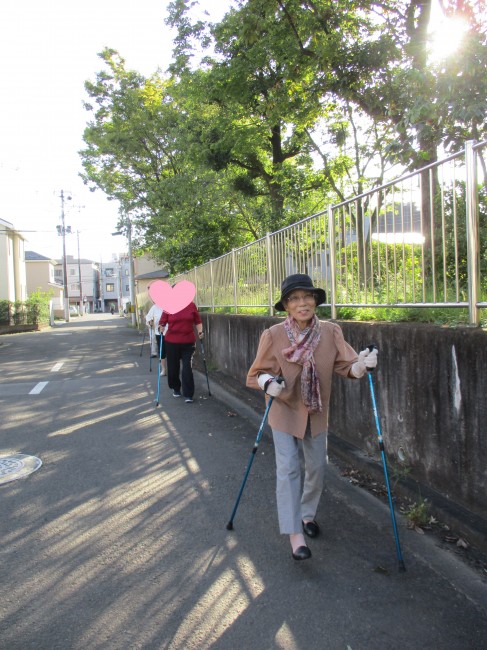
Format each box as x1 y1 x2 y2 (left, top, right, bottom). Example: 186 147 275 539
25 251 64 318
134 255 169 316
0 218 27 302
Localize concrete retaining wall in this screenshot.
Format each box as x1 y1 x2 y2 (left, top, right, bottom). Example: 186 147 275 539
201 314 487 520
0 323 41 335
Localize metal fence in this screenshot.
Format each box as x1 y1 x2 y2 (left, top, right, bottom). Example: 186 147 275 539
173 140 486 325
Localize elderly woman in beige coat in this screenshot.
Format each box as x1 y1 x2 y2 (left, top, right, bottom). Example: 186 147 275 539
247 274 377 561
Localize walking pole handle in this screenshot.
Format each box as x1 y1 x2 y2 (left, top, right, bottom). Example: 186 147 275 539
366 343 378 372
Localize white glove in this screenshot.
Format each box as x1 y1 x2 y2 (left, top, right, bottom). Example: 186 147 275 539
350 347 378 378
257 373 285 397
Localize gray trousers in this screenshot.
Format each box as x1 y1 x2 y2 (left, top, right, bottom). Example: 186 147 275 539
272 426 327 535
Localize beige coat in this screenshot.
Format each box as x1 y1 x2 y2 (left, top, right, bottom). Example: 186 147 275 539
246 320 358 438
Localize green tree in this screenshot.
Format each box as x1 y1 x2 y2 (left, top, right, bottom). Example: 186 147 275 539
80 2 486 272
81 50 250 271
166 0 343 233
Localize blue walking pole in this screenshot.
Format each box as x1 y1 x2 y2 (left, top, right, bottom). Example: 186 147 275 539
149 328 153 372
226 378 283 530
366 344 406 572
155 330 164 406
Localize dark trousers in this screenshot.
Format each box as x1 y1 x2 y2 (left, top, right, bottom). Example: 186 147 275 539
155 333 166 359
165 341 195 398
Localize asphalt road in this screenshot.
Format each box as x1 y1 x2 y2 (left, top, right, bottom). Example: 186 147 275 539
0 314 486 650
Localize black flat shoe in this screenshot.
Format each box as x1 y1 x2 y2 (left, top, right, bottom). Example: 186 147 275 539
302 520 320 538
292 545 312 561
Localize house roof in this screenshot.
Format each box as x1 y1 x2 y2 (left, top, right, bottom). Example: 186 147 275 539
135 269 170 280
54 257 98 265
25 250 55 262
0 219 27 240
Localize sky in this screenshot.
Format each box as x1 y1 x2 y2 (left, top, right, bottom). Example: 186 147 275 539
0 0 230 263
0 0 461 264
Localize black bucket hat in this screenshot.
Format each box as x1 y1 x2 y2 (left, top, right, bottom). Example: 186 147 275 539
274 273 327 311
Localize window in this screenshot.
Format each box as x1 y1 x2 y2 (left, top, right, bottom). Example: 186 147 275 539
106 283 115 292
125 269 129 276
126 285 129 292
70 268 76 276
105 268 114 277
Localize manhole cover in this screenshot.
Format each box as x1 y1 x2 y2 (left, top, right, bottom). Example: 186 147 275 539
0 454 42 485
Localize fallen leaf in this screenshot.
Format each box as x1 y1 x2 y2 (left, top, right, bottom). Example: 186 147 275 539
456 538 469 549
414 526 425 534
227 411 237 417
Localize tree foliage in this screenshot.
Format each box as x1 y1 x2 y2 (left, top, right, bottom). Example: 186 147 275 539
79 1 486 273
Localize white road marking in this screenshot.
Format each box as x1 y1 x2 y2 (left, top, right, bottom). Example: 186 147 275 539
29 382 49 395
51 362 64 372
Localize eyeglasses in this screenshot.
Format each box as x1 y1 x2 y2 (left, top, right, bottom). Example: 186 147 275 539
285 292 316 305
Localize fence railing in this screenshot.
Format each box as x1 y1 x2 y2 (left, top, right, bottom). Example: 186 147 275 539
173 140 486 325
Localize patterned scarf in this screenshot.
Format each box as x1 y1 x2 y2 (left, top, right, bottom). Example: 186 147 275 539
282 314 323 414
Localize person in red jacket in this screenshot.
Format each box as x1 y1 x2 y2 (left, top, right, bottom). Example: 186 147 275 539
159 302 203 403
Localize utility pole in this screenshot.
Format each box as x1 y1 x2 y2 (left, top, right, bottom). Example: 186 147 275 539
112 215 137 327
57 190 72 322
126 219 137 327
72 204 85 315
99 258 104 312
117 257 124 314
76 230 83 315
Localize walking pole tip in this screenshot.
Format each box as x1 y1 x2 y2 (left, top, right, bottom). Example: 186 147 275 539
226 521 234 531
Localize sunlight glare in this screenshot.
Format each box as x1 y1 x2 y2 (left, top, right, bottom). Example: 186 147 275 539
428 8 469 62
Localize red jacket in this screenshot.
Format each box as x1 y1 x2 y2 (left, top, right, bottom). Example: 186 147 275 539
159 302 202 344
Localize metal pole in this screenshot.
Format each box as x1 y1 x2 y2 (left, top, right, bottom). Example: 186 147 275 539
126 219 137 327
77 230 83 315
266 233 273 316
60 190 70 323
465 140 480 326
210 259 215 313
99 258 104 312
231 249 238 314
118 259 123 314
328 206 337 320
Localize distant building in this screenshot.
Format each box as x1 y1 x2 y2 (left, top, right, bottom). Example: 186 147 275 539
98 255 131 313
54 255 100 314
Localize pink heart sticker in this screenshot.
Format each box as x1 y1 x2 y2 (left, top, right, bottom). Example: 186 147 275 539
148 280 196 314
